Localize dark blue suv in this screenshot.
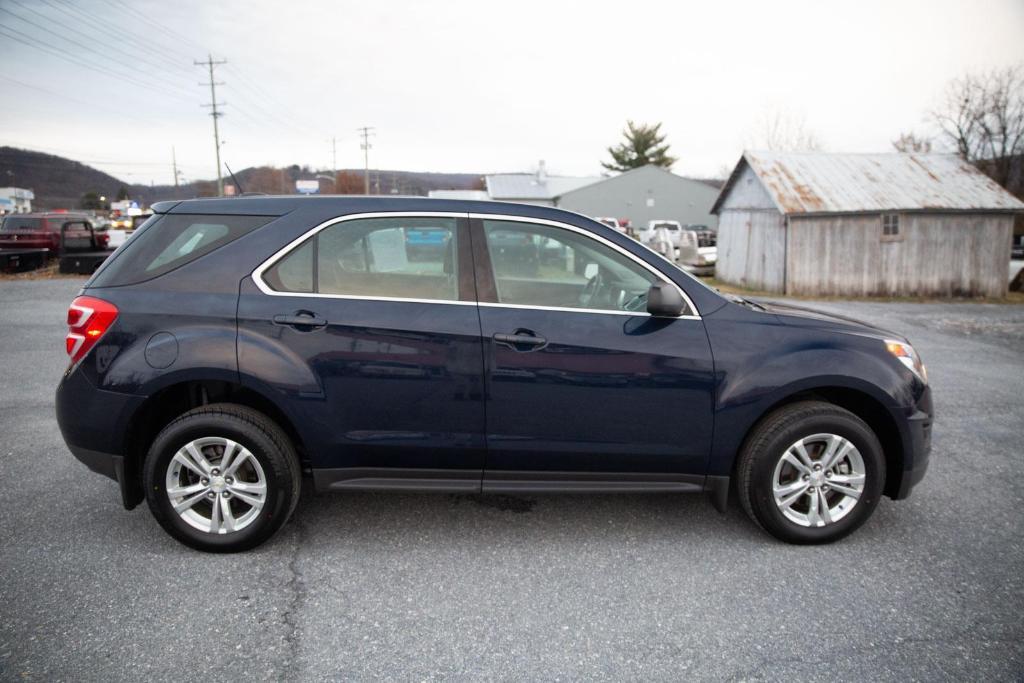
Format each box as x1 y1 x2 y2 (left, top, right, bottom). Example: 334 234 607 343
56 197 932 552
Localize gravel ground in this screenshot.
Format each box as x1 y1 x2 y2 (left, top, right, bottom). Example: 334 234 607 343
1 278 1022 681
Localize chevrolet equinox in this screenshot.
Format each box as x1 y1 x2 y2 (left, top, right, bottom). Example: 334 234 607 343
56 197 932 552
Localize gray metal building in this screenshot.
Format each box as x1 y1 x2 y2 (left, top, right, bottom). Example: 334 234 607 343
712 151 1024 297
554 165 720 229
485 162 601 207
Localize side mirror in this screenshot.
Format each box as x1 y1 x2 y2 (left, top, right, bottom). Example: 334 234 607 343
646 281 686 317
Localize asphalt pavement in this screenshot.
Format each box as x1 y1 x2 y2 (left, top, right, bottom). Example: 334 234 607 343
1 278 1022 681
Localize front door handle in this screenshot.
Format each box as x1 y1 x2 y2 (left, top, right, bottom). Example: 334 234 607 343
493 331 547 351
273 313 327 330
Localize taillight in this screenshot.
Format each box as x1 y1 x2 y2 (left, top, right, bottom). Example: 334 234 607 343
66 296 118 365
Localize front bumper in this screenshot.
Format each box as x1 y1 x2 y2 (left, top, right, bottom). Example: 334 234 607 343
892 385 933 499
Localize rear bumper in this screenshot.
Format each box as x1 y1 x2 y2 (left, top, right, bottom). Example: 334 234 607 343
65 445 139 509
56 366 145 509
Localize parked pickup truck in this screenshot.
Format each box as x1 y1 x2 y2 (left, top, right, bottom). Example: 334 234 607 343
0 213 109 254
677 229 717 276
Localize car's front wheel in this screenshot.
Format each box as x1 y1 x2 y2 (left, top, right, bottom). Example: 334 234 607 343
737 401 886 544
143 404 301 553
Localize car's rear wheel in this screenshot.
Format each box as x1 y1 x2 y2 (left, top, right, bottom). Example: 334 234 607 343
143 404 301 553
737 401 886 544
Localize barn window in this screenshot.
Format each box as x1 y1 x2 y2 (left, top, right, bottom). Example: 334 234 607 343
881 214 901 240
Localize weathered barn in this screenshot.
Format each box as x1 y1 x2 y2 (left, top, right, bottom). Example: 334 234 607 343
712 151 1024 297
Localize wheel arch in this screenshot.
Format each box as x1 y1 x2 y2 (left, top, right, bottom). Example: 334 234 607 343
120 378 307 508
729 384 907 499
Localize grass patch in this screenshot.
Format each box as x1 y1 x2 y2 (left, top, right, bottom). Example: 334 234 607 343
703 277 1024 305
0 261 86 282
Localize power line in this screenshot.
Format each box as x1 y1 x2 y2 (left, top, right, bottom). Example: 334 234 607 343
102 0 209 54
0 1 194 100
196 54 227 196
29 0 196 82
39 0 196 78
0 20 192 103
0 75 154 126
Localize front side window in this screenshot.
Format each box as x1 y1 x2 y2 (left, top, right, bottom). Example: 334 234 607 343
482 220 658 313
263 217 460 302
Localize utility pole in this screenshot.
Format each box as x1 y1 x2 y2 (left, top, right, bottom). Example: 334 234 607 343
357 126 375 194
331 137 337 177
195 54 227 196
172 146 180 189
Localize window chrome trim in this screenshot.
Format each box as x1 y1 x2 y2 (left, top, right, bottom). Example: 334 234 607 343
251 211 473 306
252 211 701 319
470 212 700 318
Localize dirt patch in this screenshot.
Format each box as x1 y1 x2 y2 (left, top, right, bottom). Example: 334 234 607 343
704 277 1024 305
0 261 86 282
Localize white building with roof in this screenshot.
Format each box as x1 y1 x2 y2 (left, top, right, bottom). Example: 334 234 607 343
712 151 1024 298
426 189 490 200
485 161 601 206
0 187 34 213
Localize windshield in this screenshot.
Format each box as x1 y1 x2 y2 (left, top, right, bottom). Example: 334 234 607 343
1 217 42 231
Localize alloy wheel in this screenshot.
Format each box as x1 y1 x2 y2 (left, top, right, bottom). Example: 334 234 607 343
772 433 866 527
165 437 267 534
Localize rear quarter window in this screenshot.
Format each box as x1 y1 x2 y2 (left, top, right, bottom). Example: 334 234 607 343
89 213 273 286
1 217 42 231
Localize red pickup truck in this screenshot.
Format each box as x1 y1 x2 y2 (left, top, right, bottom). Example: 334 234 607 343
0 212 109 254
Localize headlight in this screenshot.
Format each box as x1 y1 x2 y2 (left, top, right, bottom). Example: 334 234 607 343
885 339 927 383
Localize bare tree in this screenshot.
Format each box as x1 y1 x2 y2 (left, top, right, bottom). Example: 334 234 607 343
748 109 823 151
932 65 1024 187
892 132 933 153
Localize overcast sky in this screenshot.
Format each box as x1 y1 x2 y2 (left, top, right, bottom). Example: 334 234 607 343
1 0 1022 185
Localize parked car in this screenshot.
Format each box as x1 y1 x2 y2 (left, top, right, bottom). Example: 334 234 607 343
676 229 717 276
593 216 627 235
56 197 932 552
0 212 108 254
636 219 683 247
1012 235 1024 260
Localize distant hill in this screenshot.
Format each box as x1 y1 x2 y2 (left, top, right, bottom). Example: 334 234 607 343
0 147 485 210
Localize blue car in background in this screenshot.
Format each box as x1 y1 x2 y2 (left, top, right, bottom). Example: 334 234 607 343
55 197 932 552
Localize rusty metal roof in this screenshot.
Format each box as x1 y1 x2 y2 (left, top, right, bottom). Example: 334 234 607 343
712 151 1024 215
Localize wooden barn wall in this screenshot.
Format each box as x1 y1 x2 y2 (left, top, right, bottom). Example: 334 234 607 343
716 209 786 291
786 213 1013 297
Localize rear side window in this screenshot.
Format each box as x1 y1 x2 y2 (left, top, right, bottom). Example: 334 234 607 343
262 217 460 301
90 213 273 286
1 217 42 231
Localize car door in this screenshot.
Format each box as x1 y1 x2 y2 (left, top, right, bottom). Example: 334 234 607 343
471 214 716 492
237 212 486 491
60 219 95 253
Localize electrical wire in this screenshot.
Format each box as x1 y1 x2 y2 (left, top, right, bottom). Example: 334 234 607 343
0 19 193 102
2 0 196 99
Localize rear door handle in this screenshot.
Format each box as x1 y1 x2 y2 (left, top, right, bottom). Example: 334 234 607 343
273 313 327 329
493 331 547 350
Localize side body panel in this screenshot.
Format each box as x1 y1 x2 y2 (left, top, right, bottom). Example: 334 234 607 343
702 303 931 480
236 212 487 488
236 280 487 483
468 215 717 487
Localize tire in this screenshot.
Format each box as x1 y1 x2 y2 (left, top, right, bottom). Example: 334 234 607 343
143 403 301 553
736 401 886 544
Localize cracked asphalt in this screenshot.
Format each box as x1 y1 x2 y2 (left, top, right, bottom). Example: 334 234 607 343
1 278 1022 680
